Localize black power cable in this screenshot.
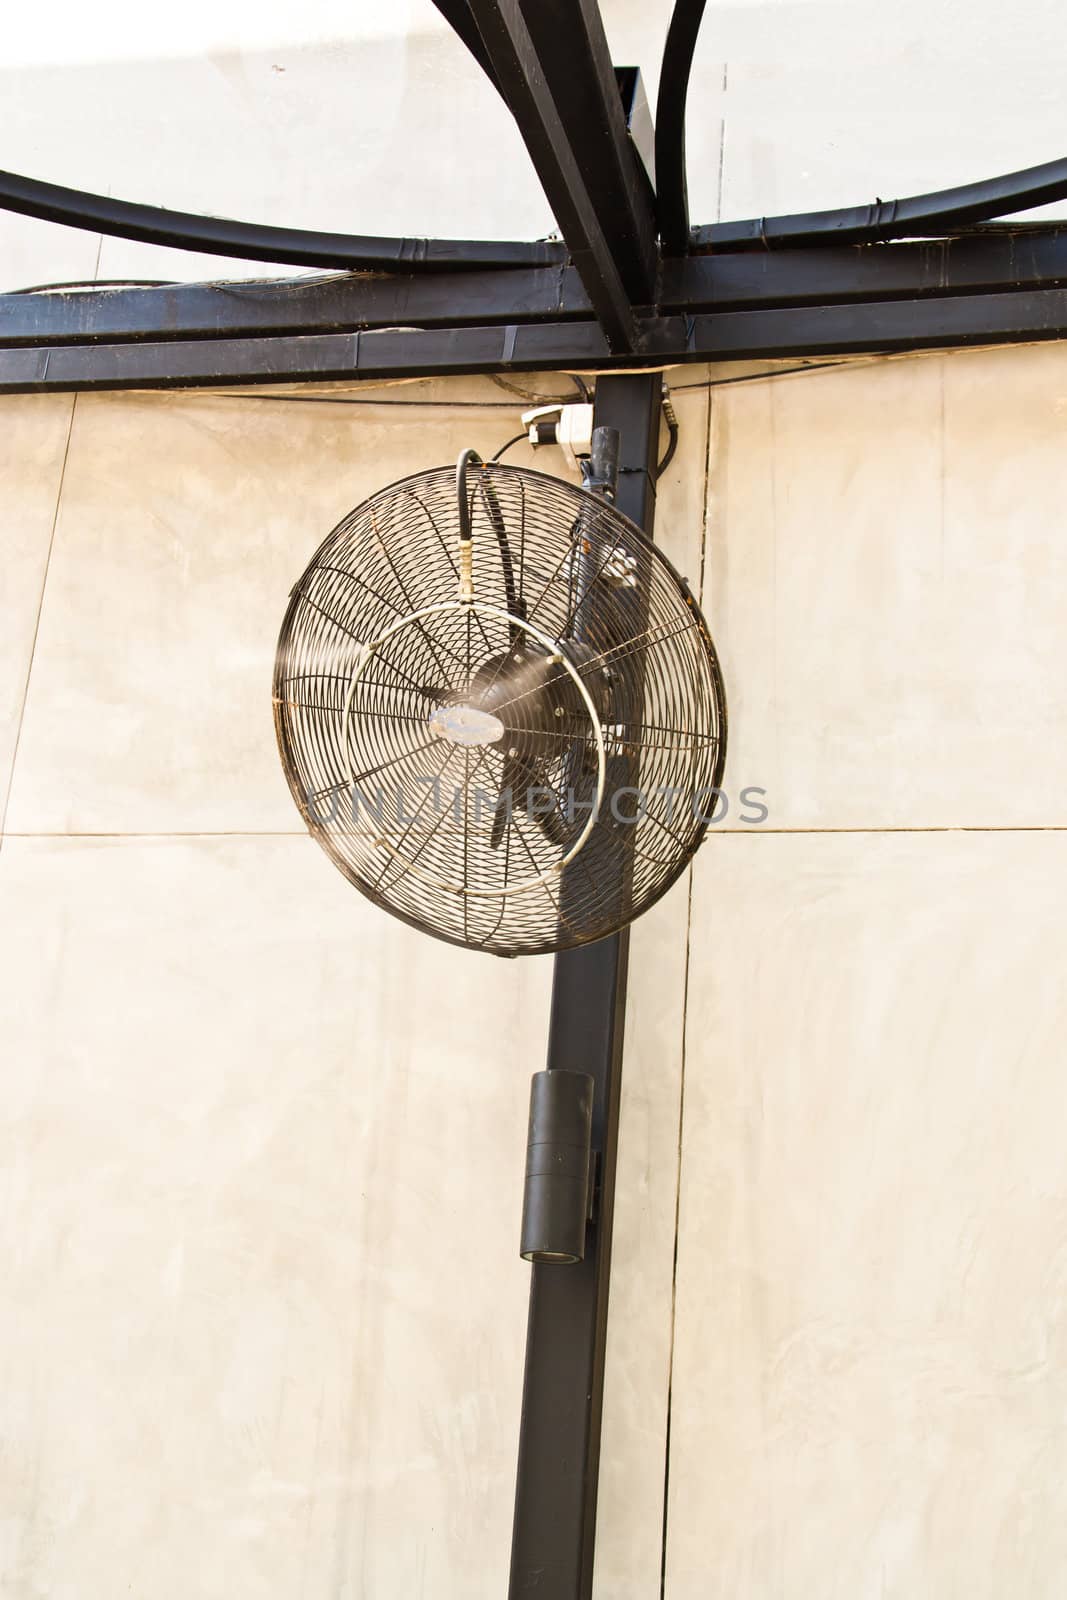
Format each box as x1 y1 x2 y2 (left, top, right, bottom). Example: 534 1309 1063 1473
10 278 176 295
491 432 530 462
656 383 679 478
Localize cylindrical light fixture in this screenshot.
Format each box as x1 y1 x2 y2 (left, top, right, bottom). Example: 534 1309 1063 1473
519 1070 594 1264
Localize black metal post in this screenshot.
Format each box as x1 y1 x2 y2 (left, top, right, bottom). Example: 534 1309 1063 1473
508 372 660 1599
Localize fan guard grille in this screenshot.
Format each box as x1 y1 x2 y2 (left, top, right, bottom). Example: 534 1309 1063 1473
273 461 727 956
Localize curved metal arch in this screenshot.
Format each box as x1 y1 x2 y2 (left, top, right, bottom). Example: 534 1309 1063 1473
655 0 707 256
0 167 566 274
693 154 1067 251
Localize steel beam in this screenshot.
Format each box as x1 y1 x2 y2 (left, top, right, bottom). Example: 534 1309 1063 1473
678 286 1067 357
464 0 656 350
8 284 1067 392
9 229 1067 349
509 372 660 1600
0 322 611 391
0 267 590 345
514 0 657 301
664 227 1067 309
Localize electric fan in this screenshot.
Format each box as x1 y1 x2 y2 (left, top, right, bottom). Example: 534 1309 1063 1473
273 449 726 956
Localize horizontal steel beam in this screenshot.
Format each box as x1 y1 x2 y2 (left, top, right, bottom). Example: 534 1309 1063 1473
0 322 613 389
0 268 590 346
7 285 1067 392
7 229 1067 349
664 227 1067 309
679 287 1067 357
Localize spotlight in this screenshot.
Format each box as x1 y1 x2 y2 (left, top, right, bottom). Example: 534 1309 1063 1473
519 1070 595 1264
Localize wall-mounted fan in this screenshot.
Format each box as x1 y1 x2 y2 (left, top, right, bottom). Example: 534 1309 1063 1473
273 447 726 956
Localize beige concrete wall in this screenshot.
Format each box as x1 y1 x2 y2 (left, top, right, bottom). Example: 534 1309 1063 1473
663 343 1067 1598
0 379 705 1597
0 389 543 1598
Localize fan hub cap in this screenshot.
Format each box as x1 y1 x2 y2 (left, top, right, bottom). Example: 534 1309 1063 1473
428 702 506 748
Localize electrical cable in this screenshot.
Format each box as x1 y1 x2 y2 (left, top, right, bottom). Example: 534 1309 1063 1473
490 373 590 405
208 353 930 414
213 390 541 409
656 382 680 478
491 432 529 462
9 278 176 295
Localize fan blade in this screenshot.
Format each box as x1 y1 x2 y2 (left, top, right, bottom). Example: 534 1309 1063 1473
519 751 570 850
489 752 570 852
533 792 569 850
490 754 522 850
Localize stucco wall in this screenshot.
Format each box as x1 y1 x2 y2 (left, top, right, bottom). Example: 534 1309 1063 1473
665 344 1067 1597
0 379 707 1597
4 2 1067 1596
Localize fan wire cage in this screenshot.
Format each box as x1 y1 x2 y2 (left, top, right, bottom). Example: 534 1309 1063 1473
273 459 727 956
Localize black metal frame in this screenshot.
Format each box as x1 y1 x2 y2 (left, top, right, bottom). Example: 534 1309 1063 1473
0 226 1054 344
6 3 1067 372
692 155 1067 250
7 222 1067 394
0 166 564 274
8 280 1067 393
7 224 1067 392
461 0 656 349
655 0 706 255
6 6 1067 1596
509 373 660 1599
